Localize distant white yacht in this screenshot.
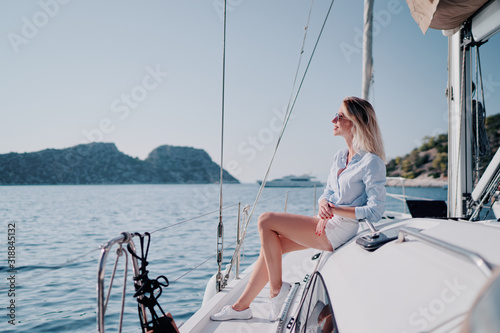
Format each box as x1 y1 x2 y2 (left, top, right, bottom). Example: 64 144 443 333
257 174 323 187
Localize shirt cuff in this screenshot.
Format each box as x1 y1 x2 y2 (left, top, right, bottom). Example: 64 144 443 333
354 207 366 220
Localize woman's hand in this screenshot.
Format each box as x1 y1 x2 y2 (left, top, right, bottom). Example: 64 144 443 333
316 218 329 236
318 199 335 220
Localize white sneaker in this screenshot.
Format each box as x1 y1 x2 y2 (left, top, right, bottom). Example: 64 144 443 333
269 282 292 321
210 305 253 321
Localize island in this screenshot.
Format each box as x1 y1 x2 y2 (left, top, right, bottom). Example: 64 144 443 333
0 143 239 185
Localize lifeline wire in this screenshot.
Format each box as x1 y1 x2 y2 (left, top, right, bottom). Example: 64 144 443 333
226 0 337 281
158 187 312 232
23 247 101 280
149 190 298 235
149 202 240 235
21 190 293 282
170 228 259 284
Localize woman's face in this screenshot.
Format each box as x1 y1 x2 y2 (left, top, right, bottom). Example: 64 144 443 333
332 104 353 138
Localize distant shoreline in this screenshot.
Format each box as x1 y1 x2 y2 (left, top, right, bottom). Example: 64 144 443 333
386 176 447 188
0 180 449 187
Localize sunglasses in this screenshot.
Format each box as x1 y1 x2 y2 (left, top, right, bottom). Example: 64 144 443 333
333 113 347 122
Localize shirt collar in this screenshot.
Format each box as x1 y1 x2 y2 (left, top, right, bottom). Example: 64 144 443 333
351 150 367 162
341 148 367 165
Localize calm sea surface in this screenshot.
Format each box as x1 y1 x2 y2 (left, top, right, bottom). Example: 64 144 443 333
0 184 448 332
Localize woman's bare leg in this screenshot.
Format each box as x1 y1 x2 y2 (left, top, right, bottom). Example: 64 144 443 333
233 236 306 311
233 212 332 310
258 212 332 296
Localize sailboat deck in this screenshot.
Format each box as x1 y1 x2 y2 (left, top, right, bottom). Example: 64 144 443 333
179 247 320 333
323 218 500 332
180 218 500 333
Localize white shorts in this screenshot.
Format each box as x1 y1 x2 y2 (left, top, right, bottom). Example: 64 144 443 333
324 216 359 249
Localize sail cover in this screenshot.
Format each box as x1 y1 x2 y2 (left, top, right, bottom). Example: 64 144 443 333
406 0 490 33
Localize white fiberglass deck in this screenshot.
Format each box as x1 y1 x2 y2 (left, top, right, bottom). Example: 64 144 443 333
180 247 321 333
323 218 500 332
180 218 500 333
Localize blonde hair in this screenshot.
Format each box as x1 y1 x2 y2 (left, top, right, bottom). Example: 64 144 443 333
342 96 386 162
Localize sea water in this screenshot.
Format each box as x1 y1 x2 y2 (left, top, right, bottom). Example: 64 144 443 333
0 184 447 332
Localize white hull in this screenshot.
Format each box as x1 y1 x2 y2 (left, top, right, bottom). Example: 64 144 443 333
257 175 323 188
180 217 500 333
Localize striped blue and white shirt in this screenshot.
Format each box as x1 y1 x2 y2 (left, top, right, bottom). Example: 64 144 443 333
319 148 386 222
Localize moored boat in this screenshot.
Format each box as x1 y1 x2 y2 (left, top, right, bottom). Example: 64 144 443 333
257 175 323 188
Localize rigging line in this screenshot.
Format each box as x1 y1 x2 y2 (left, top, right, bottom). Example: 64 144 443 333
453 41 466 213
273 0 335 162
476 46 489 161
23 247 101 280
217 0 228 290
17 192 290 283
282 0 315 126
477 46 486 113
171 228 262 284
219 0 227 226
149 191 292 235
250 0 336 224
233 0 336 261
228 0 337 271
150 188 309 235
468 45 473 190
20 203 242 278
474 47 479 181
170 255 213 284
134 189 297 236
149 201 241 235
278 0 336 148
170 235 245 284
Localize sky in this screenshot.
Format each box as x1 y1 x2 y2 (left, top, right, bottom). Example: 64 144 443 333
1 0 499 183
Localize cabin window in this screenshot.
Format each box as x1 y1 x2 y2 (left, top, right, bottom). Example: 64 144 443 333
294 272 337 333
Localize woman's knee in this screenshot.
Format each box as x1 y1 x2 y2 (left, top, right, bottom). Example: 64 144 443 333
257 212 276 231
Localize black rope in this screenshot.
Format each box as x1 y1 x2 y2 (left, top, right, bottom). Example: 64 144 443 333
127 232 177 333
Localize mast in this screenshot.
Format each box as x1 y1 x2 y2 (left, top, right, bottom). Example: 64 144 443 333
447 30 473 218
447 0 500 218
361 0 374 100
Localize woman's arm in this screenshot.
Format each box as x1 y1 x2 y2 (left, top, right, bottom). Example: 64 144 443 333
330 204 356 219
354 156 386 222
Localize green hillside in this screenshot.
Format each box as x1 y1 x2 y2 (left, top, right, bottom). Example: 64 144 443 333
387 113 500 179
0 143 239 185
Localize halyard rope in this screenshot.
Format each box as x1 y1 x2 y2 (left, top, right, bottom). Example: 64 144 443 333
223 0 337 286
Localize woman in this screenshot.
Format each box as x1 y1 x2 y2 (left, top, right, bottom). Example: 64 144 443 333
211 96 386 322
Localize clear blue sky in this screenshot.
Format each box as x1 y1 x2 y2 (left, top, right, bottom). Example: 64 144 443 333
1 0 499 183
